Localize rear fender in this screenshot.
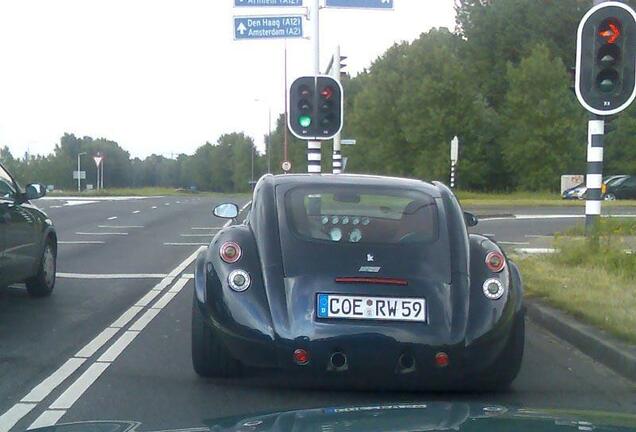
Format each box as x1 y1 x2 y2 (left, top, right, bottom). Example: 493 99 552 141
466 234 523 345
195 224 276 361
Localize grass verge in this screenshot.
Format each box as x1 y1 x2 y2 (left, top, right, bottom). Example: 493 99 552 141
515 225 636 344
457 191 636 207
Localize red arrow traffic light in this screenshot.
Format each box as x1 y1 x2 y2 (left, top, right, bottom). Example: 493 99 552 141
599 20 621 44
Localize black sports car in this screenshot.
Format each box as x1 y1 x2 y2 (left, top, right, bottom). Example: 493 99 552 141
192 174 524 390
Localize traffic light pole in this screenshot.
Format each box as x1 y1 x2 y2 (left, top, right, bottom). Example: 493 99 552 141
332 45 343 174
585 114 605 236
308 0 322 174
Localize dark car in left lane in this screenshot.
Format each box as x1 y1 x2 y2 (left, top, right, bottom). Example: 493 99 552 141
0 162 57 296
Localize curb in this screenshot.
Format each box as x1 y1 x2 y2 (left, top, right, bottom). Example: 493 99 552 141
526 300 636 382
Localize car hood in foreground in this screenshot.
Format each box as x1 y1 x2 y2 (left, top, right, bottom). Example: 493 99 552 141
28 402 636 432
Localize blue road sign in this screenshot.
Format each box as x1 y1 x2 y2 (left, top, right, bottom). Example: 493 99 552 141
325 0 393 8
234 0 303 7
234 16 303 40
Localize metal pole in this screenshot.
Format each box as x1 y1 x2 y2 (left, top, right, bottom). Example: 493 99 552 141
284 42 289 164
450 161 456 189
101 160 104 189
77 153 81 192
251 146 254 182
332 45 342 174
268 106 272 173
96 163 99 191
308 0 321 174
585 115 604 236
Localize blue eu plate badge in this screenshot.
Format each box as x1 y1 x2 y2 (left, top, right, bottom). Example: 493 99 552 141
318 294 329 318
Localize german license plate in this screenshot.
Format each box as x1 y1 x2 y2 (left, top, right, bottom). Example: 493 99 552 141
316 294 426 322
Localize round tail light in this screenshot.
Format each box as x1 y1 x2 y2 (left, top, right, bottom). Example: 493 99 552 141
485 251 506 273
220 242 241 263
293 349 310 365
435 352 449 368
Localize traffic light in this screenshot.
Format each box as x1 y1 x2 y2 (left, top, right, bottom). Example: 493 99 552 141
288 76 343 140
576 2 636 115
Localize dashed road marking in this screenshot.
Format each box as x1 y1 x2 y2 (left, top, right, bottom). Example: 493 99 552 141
107 216 118 220
97 225 143 229
152 206 158 209
0 404 36 432
58 241 105 245
498 241 530 246
132 210 140 214
180 234 215 237
49 362 110 410
75 232 128 236
28 410 65 430
164 242 208 246
20 359 86 403
191 227 223 230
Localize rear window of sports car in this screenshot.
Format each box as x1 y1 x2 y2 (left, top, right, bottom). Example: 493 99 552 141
284 186 438 245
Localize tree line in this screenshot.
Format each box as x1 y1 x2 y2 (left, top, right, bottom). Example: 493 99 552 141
3 0 636 192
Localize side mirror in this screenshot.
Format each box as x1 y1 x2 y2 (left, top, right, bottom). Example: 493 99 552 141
213 203 239 219
25 183 46 200
464 211 478 227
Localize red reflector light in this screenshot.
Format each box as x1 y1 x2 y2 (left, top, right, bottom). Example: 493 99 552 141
320 86 334 100
220 242 241 263
435 352 449 368
485 251 506 273
293 349 310 365
335 277 408 286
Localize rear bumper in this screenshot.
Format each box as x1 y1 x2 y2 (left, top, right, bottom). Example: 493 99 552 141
196 301 519 387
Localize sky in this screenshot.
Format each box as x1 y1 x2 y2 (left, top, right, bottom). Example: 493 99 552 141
0 0 456 159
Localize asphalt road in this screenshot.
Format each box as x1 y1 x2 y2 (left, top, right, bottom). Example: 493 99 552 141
1 198 635 432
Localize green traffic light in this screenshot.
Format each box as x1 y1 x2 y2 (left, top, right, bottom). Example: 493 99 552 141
597 69 619 93
298 115 312 128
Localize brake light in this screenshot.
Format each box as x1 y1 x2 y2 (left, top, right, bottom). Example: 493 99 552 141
485 251 505 273
335 277 408 286
220 242 241 263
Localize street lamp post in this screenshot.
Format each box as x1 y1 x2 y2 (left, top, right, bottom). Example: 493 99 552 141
77 152 87 192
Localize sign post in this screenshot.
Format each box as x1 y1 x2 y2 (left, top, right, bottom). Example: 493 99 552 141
450 136 459 189
93 154 103 191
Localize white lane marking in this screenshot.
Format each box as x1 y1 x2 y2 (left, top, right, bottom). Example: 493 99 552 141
168 246 206 277
182 273 195 279
110 306 144 328
0 248 205 430
96 331 139 363
240 201 251 211
128 309 161 332
176 201 181 204
50 205 62 209
515 248 557 254
56 273 166 280
525 235 553 239
107 216 118 220
164 242 208 246
21 359 86 403
27 410 66 430
180 234 215 237
58 241 105 245
75 232 128 236
498 241 530 245
134 289 163 307
191 227 223 230
63 200 98 207
164 203 170 206
168 277 189 293
152 206 158 209
0 403 36 432
132 210 140 214
98 225 144 229
49 362 110 410
75 328 120 358
483 214 636 222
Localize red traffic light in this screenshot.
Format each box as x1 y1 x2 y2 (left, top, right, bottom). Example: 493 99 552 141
320 86 334 100
599 19 621 44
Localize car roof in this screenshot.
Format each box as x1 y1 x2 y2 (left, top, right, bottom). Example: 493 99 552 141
261 174 442 197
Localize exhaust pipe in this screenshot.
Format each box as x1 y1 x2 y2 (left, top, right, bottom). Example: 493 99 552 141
397 353 416 373
329 351 348 371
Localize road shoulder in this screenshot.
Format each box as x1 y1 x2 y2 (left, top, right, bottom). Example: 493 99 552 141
527 299 636 382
